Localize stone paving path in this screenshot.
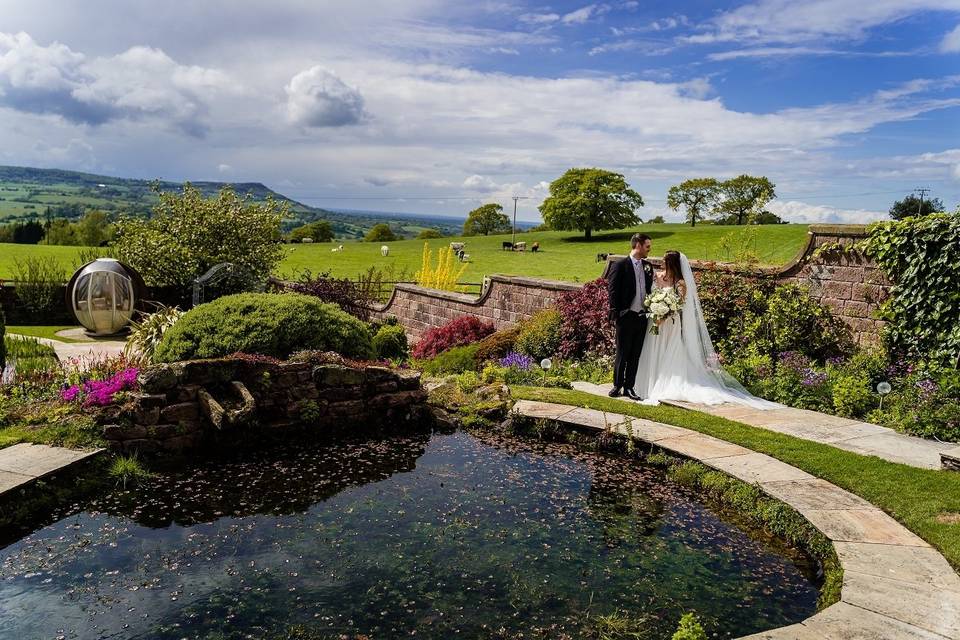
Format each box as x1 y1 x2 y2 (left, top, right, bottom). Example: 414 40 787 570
571 381 958 470
0 443 103 496
513 399 960 639
7 333 127 370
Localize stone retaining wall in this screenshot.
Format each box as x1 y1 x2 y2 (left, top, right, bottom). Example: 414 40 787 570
104 354 426 454
369 275 580 343
372 225 888 347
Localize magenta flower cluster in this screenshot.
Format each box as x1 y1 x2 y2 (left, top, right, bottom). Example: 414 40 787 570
61 368 139 407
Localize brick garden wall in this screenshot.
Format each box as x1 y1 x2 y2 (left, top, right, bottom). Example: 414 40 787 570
375 225 888 347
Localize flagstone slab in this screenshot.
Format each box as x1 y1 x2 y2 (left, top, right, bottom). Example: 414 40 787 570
0 443 104 500
736 623 820 639
833 542 960 592
556 406 623 431
0 443 98 477
705 452 816 484
760 479 876 513
799 602 953 640
803 508 931 547
0 469 34 493
625 418 693 442
655 433 753 460
833 433 952 469
841 571 960 638
511 400 575 420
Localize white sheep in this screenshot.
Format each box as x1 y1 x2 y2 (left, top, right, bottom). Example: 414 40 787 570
381 245 390 257
331 244 344 252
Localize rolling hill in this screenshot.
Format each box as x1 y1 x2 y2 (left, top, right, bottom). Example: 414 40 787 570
0 166 467 238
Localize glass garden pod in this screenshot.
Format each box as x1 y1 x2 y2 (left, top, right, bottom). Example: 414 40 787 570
66 259 147 335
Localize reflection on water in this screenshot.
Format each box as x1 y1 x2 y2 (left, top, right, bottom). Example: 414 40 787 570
0 430 819 639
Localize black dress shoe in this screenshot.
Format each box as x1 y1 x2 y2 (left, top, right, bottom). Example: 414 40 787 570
625 389 642 401
608 387 622 397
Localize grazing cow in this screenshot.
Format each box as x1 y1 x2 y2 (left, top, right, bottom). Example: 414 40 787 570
381 245 390 257
502 241 513 251
459 253 470 262
531 242 540 253
450 242 465 252
596 252 608 263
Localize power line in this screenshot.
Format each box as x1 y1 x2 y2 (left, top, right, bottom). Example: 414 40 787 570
914 187 930 215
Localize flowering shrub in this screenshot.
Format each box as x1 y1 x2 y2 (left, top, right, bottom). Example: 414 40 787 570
556 278 614 359
62 367 139 407
498 352 534 370
289 270 379 321
411 316 494 360
514 309 562 361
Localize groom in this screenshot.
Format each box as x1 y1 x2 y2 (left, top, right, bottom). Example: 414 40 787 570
607 233 653 400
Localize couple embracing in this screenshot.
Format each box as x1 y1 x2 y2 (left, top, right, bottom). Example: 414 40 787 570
607 233 776 409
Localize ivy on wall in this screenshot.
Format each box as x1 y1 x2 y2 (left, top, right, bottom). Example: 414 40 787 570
864 211 960 367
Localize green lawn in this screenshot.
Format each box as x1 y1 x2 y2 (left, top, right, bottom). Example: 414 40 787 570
5 325 86 343
278 223 810 283
0 223 810 283
511 386 960 572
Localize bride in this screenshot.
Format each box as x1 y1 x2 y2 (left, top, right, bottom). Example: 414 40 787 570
633 251 779 409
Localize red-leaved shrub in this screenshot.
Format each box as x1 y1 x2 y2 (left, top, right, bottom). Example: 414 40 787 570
412 315 495 359
556 278 614 358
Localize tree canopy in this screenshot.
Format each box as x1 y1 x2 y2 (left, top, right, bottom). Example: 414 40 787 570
667 178 721 227
463 203 511 236
417 228 443 239
289 220 334 243
889 194 945 220
538 168 643 240
715 175 776 225
113 183 288 288
364 223 398 242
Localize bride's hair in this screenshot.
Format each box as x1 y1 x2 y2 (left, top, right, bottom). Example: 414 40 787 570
663 251 683 285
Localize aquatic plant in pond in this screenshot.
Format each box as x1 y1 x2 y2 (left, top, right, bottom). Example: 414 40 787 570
0 431 819 639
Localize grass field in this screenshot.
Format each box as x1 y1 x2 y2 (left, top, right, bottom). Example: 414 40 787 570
0 223 811 283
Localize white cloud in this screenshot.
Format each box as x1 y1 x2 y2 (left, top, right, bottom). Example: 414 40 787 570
0 31 228 135
768 200 886 224
686 0 960 47
285 66 366 128
519 12 560 25
942 24 960 52
708 46 916 61
562 4 610 25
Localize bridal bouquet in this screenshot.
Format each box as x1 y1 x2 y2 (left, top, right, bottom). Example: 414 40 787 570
644 288 683 335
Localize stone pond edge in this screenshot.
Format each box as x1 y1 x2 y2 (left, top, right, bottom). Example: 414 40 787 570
512 399 960 640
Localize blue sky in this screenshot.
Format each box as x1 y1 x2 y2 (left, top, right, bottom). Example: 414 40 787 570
1 0 958 222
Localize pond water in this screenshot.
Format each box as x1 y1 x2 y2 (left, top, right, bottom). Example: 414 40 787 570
0 429 819 639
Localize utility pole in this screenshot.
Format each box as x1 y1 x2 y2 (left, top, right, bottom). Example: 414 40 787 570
914 187 930 216
511 196 529 248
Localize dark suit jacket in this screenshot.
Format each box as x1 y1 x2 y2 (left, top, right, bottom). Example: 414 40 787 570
607 256 654 321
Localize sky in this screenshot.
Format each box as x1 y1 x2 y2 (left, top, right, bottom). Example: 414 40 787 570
1 1 959 223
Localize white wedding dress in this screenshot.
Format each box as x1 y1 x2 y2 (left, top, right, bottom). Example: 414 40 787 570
633 254 780 410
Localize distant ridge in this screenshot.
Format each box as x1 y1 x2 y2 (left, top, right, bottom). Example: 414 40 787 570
0 165 467 238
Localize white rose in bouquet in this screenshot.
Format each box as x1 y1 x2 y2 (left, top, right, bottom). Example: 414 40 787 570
644 288 683 335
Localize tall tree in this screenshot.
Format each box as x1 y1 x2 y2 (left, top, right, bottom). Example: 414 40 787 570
715 175 776 225
364 223 397 242
667 178 721 227
889 194 944 220
539 168 643 240
463 203 511 236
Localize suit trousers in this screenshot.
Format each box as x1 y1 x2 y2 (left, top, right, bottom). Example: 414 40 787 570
613 310 647 391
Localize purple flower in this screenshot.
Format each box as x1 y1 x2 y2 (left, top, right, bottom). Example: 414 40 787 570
778 351 812 374
498 352 534 370
61 385 81 402
63 367 140 407
826 356 846 367
915 378 938 398
800 369 828 387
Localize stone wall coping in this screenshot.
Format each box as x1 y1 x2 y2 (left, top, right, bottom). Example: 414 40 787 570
370 273 580 312
512 399 960 639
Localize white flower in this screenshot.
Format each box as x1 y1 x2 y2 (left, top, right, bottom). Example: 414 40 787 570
651 302 669 316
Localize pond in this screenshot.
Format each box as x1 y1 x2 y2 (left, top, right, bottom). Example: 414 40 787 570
0 429 820 639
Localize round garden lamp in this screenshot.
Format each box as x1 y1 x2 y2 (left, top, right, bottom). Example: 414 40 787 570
877 381 892 410
66 258 147 335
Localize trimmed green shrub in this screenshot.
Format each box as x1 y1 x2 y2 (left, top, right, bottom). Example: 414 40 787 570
373 324 408 360
831 373 874 418
473 326 521 363
154 293 373 362
418 344 481 376
514 309 562 361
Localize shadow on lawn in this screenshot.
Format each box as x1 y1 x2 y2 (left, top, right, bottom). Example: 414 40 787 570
560 230 675 243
